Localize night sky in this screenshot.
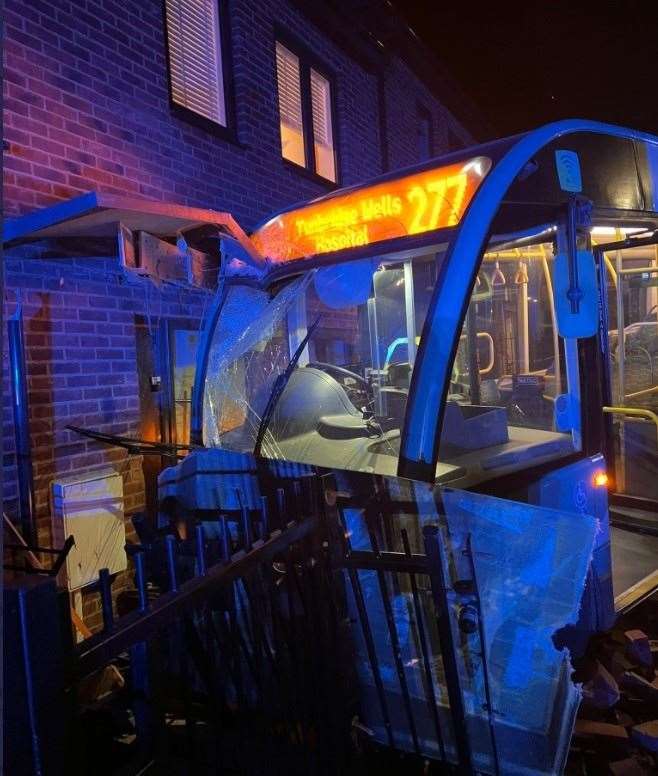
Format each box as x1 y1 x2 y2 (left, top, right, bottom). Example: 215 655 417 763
399 0 658 139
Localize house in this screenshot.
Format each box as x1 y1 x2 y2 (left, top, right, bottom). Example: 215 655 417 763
2 0 481 630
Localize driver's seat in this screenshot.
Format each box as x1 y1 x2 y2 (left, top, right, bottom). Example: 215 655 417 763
268 367 366 440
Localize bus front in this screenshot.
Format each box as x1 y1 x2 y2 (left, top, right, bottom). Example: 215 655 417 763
181 120 658 773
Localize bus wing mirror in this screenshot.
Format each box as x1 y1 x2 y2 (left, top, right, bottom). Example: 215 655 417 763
553 250 598 338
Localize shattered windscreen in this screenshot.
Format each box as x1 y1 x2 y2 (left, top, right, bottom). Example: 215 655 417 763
202 252 444 474
202 274 311 450
340 480 597 774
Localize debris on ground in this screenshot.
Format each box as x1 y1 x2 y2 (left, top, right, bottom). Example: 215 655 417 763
620 672 658 706
582 661 620 708
631 720 658 753
609 756 653 775
625 630 653 671
574 719 629 741
566 595 658 774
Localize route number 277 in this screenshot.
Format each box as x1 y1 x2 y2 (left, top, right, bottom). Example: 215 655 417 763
406 173 469 235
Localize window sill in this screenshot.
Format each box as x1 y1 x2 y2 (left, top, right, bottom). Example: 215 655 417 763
170 103 245 149
282 157 339 188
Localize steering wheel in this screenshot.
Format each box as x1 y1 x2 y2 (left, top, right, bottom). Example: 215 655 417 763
306 361 372 410
307 362 369 387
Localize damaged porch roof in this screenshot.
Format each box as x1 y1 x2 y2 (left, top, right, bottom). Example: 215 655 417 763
2 190 261 264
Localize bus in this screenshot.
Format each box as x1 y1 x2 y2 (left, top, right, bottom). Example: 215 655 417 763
164 119 658 773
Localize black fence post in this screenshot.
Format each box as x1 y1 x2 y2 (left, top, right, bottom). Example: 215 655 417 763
98 567 114 632
423 523 475 774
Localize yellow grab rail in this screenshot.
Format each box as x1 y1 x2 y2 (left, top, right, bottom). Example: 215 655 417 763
603 406 658 446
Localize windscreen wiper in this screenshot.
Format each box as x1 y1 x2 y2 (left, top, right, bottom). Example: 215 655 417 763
67 425 202 456
254 314 322 459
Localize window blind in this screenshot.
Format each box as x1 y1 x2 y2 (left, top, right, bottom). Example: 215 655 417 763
165 0 226 126
310 69 335 181
276 42 305 166
276 43 303 132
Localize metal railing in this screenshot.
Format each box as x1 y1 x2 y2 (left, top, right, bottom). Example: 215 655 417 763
7 475 361 776
7 471 503 776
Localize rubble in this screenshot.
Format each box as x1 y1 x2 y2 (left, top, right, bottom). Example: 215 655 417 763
573 719 629 741
609 756 651 775
649 640 658 662
630 720 658 753
581 661 620 708
609 651 637 681
625 630 653 669
620 672 658 706
614 709 635 727
568 602 658 774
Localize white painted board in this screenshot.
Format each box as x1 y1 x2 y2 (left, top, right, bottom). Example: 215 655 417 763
52 468 126 591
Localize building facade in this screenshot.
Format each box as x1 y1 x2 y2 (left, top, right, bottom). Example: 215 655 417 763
3 0 476 223
3 0 478 629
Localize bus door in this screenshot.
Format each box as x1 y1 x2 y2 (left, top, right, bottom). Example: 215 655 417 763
593 233 658 611
597 235 658 512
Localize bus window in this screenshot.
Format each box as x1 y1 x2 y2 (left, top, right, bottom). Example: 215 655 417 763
202 240 580 481
438 241 580 480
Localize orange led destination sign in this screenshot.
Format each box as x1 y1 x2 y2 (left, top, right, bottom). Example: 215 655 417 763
252 156 491 263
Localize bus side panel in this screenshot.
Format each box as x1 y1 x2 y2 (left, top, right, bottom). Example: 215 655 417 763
530 454 615 654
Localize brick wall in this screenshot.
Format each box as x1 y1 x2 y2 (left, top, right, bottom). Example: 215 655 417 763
2 0 474 630
383 56 471 171
2 251 211 630
2 0 473 226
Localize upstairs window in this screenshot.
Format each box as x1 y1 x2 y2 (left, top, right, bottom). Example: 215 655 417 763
275 41 337 183
165 0 228 127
